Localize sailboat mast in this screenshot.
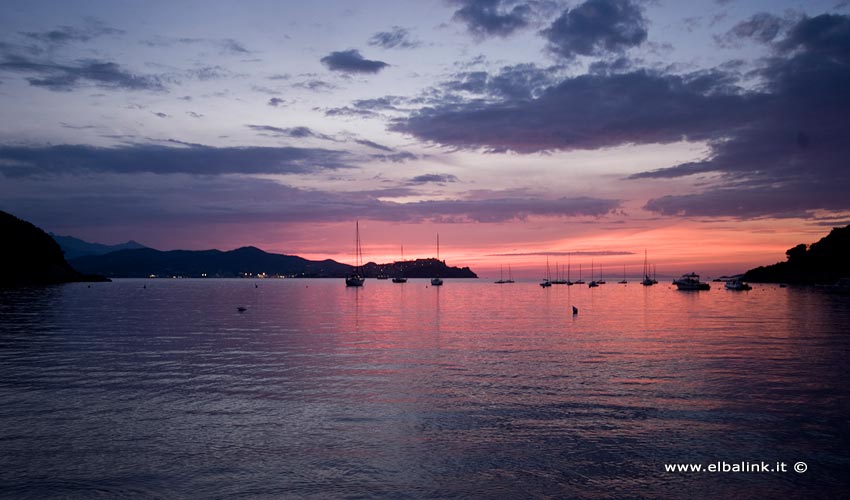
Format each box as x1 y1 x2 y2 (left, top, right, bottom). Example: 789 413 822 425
355 220 361 270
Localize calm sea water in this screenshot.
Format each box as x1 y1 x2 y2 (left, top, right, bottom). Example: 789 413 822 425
1 279 849 499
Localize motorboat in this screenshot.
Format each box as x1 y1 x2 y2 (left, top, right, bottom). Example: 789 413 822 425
674 272 710 291
724 278 752 291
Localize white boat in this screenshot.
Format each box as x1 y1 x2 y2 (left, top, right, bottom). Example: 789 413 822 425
345 220 365 287
392 244 407 283
674 272 710 291
430 233 443 286
724 277 751 291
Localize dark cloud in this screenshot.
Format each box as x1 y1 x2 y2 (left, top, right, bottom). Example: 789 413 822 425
59 122 97 130
394 67 757 152
542 0 647 60
439 64 559 100
408 173 459 184
267 97 286 107
0 143 355 177
186 111 203 119
354 139 394 152
450 0 532 38
443 71 489 94
0 55 164 91
324 106 379 118
320 49 389 74
20 19 124 46
2 173 619 229
187 65 231 81
634 14 850 218
716 13 791 47
152 112 169 118
219 38 251 54
396 13 850 219
399 195 619 222
152 37 252 55
352 96 406 111
372 151 418 163
292 79 338 92
245 125 336 141
368 26 421 49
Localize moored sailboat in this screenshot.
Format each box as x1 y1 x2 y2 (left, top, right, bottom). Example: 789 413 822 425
430 234 443 286
345 220 365 287
540 256 552 287
641 249 654 286
392 244 407 283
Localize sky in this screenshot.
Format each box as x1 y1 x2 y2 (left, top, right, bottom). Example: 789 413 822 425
1 0 849 278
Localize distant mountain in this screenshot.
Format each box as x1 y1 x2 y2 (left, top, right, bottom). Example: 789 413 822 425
0 210 110 287
50 234 149 260
744 225 850 284
69 246 478 279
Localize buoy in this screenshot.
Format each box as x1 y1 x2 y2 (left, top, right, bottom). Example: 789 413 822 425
255 284 258 288
572 306 578 315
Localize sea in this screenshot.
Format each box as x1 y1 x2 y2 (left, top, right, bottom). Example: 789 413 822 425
1 279 848 499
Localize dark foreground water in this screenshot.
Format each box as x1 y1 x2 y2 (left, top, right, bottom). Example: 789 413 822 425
1 279 849 499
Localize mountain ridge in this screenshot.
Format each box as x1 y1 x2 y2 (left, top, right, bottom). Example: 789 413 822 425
69 246 478 279
50 233 149 260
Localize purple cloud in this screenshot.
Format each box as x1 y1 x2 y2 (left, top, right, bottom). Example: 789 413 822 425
320 49 388 74
542 0 648 60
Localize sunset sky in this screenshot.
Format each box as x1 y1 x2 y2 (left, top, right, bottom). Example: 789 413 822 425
2 0 849 278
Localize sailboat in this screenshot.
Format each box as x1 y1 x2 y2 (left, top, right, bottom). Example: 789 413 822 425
392 245 407 283
641 249 654 286
588 259 599 287
345 220 365 287
495 265 506 284
552 262 566 284
575 263 585 285
430 234 443 286
505 265 515 283
566 253 574 285
619 264 628 284
540 256 552 287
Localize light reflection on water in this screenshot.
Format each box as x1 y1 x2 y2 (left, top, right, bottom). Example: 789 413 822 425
1 279 849 499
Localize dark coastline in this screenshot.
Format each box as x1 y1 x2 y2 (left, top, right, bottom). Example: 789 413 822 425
1 210 110 288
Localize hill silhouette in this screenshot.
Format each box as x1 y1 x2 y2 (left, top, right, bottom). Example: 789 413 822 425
744 225 850 284
50 234 148 259
0 210 110 287
69 246 478 279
